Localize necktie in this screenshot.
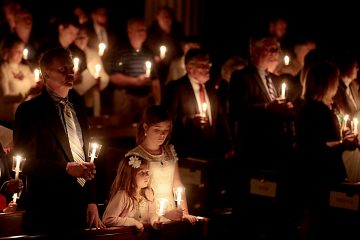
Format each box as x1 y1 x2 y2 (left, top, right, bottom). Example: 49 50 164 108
265 71 277 101
61 101 86 187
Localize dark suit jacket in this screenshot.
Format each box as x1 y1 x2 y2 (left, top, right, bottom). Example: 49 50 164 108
162 75 232 160
229 64 294 172
13 89 96 232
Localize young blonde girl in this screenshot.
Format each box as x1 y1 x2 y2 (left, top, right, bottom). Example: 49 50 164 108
102 156 159 230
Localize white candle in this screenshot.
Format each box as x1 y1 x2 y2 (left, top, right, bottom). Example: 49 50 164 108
34 68 40 82
145 61 152 78
281 82 286 99
343 114 349 130
90 143 98 163
12 193 18 204
98 42 106 57
14 155 21 180
175 187 184 207
158 198 168 216
73 57 80 73
201 102 207 117
353 118 358 134
284 55 290 66
23 48 28 60
94 64 101 79
160 45 167 60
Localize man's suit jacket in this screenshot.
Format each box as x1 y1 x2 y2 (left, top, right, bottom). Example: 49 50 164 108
163 75 232 160
13 89 96 231
229 64 293 171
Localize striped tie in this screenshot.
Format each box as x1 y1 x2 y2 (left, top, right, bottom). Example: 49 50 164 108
61 101 86 187
265 71 277 101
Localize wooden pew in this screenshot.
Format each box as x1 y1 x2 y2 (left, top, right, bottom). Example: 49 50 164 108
0 211 209 240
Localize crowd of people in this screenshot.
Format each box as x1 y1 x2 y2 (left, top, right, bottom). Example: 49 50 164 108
1 1 360 240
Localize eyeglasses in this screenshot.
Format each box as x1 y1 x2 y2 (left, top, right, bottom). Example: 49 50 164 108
190 62 212 69
264 47 279 53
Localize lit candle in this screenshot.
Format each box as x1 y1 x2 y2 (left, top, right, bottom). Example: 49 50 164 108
90 143 98 163
14 155 21 180
94 64 101 79
281 82 286 99
34 68 40 82
158 198 168 216
201 102 207 117
23 48 28 60
12 193 18 203
174 187 184 208
353 118 358 134
98 42 106 57
73 57 80 73
160 45 167 60
343 114 349 130
145 61 152 78
284 55 290 66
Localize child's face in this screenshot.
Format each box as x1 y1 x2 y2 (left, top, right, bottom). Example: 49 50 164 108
144 121 171 146
136 166 150 189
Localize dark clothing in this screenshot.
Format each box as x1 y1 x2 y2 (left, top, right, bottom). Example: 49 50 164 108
0 143 11 197
229 64 294 173
13 89 96 236
163 75 232 160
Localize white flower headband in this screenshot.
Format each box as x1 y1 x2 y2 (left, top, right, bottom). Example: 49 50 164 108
128 156 141 168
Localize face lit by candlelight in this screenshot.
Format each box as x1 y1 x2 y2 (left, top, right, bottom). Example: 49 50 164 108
187 60 211 84
143 121 171 147
136 165 150 189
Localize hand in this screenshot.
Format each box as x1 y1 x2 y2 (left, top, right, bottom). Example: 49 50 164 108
343 133 359 151
136 75 151 86
152 221 163 230
164 208 183 221
87 203 105 229
183 214 198 225
5 179 23 194
135 221 144 231
66 162 96 180
3 201 17 213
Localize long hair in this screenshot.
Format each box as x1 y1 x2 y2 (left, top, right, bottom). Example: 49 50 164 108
108 156 151 212
136 105 172 145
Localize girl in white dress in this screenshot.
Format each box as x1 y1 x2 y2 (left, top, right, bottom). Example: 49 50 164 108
125 105 198 224
102 156 159 230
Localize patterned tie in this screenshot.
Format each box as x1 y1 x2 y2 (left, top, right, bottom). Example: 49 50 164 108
265 71 277 101
61 101 86 187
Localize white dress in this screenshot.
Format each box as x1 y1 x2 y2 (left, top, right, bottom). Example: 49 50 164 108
125 144 178 213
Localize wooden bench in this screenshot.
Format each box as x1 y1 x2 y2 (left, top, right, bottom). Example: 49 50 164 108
0 211 209 240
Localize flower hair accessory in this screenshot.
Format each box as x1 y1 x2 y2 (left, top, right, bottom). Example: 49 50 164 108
128 156 141 168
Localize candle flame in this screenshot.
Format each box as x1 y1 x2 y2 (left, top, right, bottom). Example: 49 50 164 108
284 55 290 65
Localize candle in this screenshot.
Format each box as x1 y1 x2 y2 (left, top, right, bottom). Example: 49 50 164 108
145 61 152 78
88 142 102 163
94 64 101 79
90 143 98 163
34 68 40 82
98 42 106 57
353 118 358 134
174 187 184 208
12 193 18 204
73 57 80 73
14 155 21 180
281 82 286 99
158 198 168 216
284 55 290 66
23 48 28 60
343 114 349 131
201 103 207 117
159 45 167 60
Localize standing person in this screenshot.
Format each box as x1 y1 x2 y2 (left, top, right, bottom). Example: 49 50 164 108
102 156 160 230
108 18 161 126
124 105 197 224
13 48 104 239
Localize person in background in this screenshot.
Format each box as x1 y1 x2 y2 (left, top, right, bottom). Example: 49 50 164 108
124 105 198 224
13 48 104 239
102 156 161 230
